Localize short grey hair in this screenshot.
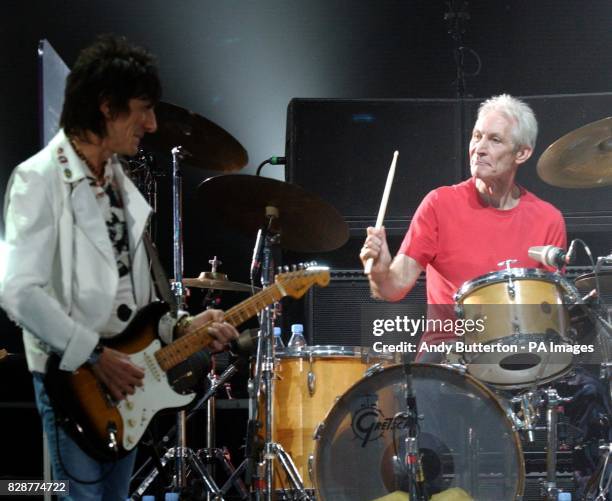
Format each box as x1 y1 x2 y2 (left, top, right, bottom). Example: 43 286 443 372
478 94 538 150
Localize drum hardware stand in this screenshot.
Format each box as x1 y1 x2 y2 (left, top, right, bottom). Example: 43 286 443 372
584 442 612 501
395 360 428 501
519 392 538 443
585 268 612 501
246 208 312 501
530 388 571 500
134 146 246 500
168 145 191 494
198 368 250 501
130 361 248 500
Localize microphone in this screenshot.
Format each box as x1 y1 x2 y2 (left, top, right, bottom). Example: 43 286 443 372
528 243 575 268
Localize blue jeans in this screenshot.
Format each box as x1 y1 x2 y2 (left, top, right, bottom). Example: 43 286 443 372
32 372 137 501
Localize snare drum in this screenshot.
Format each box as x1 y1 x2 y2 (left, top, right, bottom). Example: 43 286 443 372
313 363 525 500
261 346 395 491
454 268 579 388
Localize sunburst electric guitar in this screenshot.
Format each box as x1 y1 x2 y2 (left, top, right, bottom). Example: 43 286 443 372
44 266 329 461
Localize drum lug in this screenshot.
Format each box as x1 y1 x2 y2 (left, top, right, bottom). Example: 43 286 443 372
498 259 518 299
308 369 316 396
308 453 314 483
364 362 385 378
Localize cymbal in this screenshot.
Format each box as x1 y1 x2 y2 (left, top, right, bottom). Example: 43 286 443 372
181 272 257 292
575 269 612 294
537 117 612 188
143 102 248 172
197 175 349 252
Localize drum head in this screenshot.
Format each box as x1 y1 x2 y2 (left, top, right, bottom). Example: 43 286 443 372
313 364 524 500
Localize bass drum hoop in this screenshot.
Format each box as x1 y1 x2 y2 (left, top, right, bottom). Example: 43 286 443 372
313 363 525 501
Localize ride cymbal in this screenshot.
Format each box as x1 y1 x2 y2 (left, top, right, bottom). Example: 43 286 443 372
537 117 612 188
197 174 349 252
143 102 248 172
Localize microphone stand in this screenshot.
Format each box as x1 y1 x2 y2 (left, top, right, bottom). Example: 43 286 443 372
400 358 428 500
244 208 311 501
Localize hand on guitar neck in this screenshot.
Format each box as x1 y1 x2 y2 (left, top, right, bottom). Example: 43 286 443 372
176 309 239 353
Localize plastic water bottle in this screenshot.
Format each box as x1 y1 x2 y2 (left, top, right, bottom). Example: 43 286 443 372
273 326 285 349
287 323 307 349
557 492 571 501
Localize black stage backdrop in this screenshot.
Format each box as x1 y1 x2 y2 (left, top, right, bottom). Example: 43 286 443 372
1 0 612 486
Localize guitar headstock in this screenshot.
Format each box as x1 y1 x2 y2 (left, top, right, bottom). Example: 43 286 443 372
275 263 330 298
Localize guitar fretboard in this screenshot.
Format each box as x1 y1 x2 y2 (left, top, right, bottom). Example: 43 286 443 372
154 284 283 371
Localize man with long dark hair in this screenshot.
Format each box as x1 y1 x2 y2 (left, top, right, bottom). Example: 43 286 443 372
1 35 238 499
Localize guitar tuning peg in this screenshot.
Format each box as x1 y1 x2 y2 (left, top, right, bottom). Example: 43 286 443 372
298 263 305 270
291 264 297 271
310 260 318 267
276 266 283 274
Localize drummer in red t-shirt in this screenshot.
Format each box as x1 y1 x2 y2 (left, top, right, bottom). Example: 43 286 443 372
360 94 566 362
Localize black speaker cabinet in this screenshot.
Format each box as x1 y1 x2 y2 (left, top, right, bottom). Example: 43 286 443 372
286 98 463 236
304 269 427 354
286 95 612 235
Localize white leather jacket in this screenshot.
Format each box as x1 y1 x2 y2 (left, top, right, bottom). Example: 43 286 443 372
1 130 154 373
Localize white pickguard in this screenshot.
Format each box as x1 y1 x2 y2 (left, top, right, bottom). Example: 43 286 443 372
116 340 195 450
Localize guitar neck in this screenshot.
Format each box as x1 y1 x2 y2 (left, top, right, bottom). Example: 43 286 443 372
155 283 283 371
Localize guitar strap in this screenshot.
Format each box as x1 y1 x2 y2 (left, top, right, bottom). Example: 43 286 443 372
143 232 177 316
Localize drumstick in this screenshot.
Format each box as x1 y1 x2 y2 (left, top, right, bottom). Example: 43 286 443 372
364 150 398 275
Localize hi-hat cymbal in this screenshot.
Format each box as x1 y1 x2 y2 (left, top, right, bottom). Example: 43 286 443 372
575 269 612 294
181 272 257 292
537 117 612 188
143 102 248 172
197 175 349 252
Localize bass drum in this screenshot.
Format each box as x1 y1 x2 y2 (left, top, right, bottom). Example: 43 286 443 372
313 364 525 501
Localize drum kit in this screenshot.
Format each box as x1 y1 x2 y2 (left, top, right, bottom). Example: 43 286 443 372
126 105 612 501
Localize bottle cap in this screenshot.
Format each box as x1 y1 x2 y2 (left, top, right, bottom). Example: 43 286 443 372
557 493 571 501
273 326 282 336
291 323 304 334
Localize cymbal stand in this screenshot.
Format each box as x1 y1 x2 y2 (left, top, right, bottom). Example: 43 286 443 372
168 146 192 493
248 207 311 501
169 146 243 497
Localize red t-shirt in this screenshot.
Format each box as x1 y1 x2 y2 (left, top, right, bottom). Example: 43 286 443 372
399 177 567 343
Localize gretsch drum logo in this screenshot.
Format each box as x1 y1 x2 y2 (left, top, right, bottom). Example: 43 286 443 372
351 405 410 447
